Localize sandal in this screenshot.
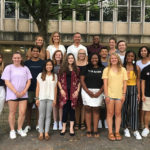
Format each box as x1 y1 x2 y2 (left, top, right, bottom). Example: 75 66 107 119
115 133 122 141
108 133 116 141
38 134 44 141
74 124 79 130
80 123 86 130
93 132 100 138
45 134 50 141
86 131 92 138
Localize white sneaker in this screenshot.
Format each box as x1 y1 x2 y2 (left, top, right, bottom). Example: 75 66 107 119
142 128 150 137
17 129 27 137
133 131 142 140
53 121 58 130
104 120 108 129
124 128 131 137
59 121 62 130
98 120 102 128
24 125 31 133
9 130 16 139
36 125 39 132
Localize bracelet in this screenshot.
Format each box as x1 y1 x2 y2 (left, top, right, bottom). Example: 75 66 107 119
34 97 39 100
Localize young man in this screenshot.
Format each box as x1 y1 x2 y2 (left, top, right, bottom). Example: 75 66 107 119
117 40 127 64
108 37 118 55
87 35 102 56
99 46 109 67
141 64 150 137
24 46 45 133
67 32 88 60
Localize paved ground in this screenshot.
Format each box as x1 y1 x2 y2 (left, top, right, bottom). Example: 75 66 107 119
0 127 149 150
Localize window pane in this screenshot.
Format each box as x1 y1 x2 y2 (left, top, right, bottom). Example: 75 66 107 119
146 0 150 6
118 0 127 5
5 2 15 18
131 0 141 6
145 7 150 22
62 9 72 20
49 4 58 20
131 7 141 22
76 7 86 21
103 7 113 21
118 7 127 22
19 7 29 19
90 9 100 21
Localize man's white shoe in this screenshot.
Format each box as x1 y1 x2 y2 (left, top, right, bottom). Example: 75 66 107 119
59 121 62 130
98 120 102 128
133 131 142 140
104 120 108 129
53 121 58 130
142 128 150 137
17 129 27 137
24 125 31 133
124 128 131 137
10 130 16 139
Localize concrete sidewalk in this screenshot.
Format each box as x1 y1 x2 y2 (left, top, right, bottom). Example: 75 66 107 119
0 128 149 150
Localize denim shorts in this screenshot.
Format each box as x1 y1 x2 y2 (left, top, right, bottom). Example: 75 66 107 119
109 97 121 101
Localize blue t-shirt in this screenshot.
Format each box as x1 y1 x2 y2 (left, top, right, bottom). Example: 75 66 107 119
24 59 45 91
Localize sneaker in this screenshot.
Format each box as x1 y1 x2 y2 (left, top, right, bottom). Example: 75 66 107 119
36 125 39 132
142 128 150 137
124 128 131 137
10 130 16 139
53 121 58 130
98 120 102 128
59 121 62 130
24 125 31 133
17 129 27 137
104 120 108 129
133 131 142 140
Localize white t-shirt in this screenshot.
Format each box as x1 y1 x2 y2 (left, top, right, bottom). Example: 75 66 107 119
46 44 66 59
37 73 57 101
67 44 88 60
118 54 125 64
136 60 150 71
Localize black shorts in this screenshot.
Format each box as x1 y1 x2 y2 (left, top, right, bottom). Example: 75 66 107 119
10 98 28 102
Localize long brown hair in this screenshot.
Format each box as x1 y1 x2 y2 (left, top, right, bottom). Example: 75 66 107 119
0 53 4 75
41 59 55 81
59 53 79 76
52 50 63 65
49 31 61 45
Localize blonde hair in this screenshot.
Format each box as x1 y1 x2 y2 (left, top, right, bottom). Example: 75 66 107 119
108 53 122 72
77 49 86 61
49 31 61 45
35 35 45 48
0 53 4 75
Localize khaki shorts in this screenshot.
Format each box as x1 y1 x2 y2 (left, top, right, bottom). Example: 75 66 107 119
28 91 35 104
142 97 150 111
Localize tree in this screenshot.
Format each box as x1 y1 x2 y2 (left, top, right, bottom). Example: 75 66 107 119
15 0 106 44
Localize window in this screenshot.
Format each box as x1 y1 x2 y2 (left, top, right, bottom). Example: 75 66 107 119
50 2 59 20
117 0 127 22
103 0 114 21
76 5 86 21
145 0 150 22
90 4 100 21
62 1 72 20
131 0 141 22
5 1 16 18
19 7 29 19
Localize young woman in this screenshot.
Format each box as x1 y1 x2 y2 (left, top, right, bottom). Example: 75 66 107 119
58 53 80 136
136 46 150 129
26 35 46 60
122 51 142 140
1 52 32 139
75 49 88 130
102 53 127 141
80 53 104 138
35 59 57 140
0 53 5 114
46 31 66 59
52 50 64 130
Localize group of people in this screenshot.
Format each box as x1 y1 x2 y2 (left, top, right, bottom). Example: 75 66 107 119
0 32 150 142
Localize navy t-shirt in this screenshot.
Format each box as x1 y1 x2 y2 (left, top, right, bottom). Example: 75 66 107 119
24 59 45 91
80 65 104 89
141 64 150 97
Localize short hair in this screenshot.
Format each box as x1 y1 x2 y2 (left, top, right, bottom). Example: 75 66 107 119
73 32 81 36
138 46 150 59
109 37 117 43
31 45 41 52
117 40 127 48
101 46 108 50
